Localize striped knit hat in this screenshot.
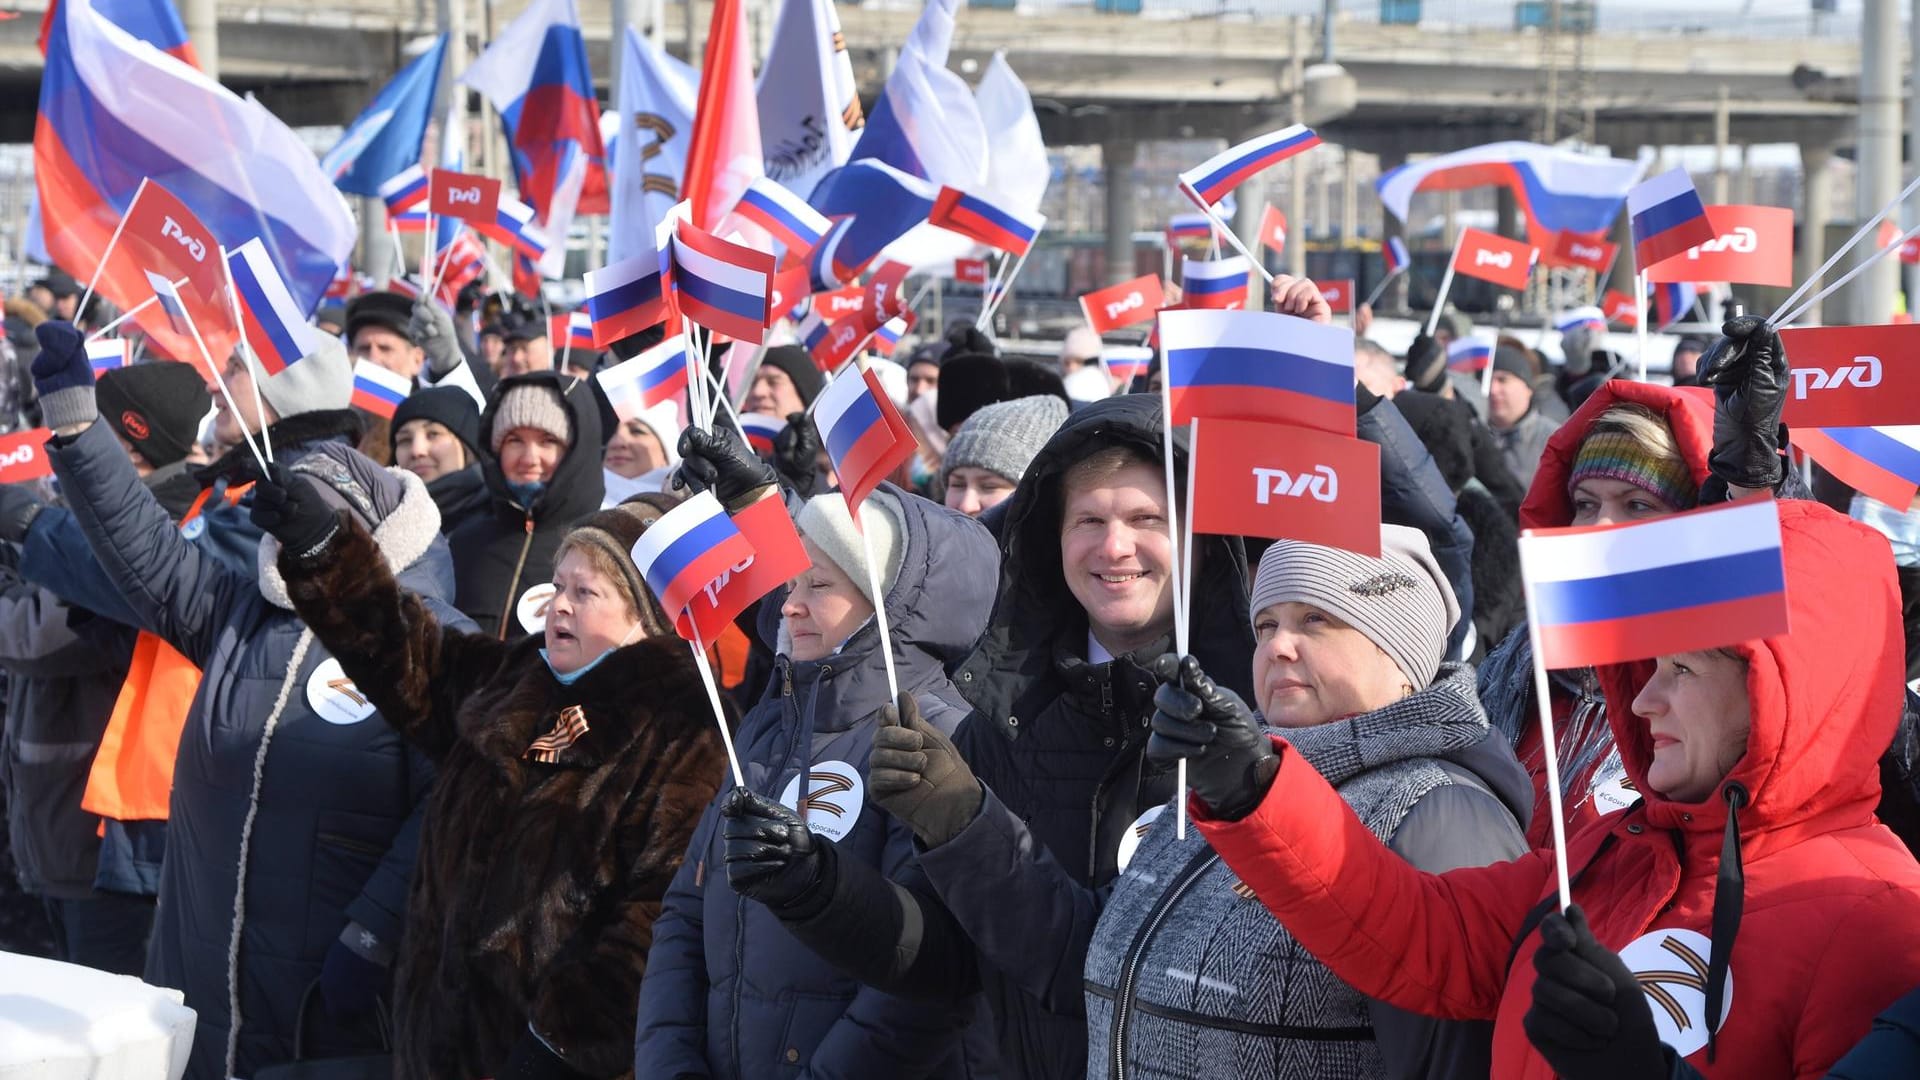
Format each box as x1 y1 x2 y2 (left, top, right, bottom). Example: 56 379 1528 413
1250 525 1460 690
1567 428 1697 510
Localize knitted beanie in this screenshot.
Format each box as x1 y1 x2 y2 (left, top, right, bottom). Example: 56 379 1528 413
795 490 905 608
1567 428 1698 510
259 335 354 419
1492 345 1536 382
489 382 573 454
96 361 211 468
390 385 482 466
564 493 677 636
758 345 826 406
1250 524 1461 690
943 395 1070 487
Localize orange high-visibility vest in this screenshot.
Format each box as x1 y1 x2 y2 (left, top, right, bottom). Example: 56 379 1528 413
80 482 250 824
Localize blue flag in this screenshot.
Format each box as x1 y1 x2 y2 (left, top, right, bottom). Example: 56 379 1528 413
324 34 447 197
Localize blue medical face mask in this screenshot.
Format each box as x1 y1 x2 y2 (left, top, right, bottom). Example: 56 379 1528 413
1854 493 1920 567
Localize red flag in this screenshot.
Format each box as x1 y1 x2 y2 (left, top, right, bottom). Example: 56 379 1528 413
1903 238 1920 265
0 428 53 485
428 169 502 224
1451 228 1538 291
108 179 238 372
1778 324 1920 428
1080 275 1165 334
955 258 989 284
768 264 809 317
682 0 763 230
682 495 812 635
1313 278 1355 315
1258 205 1287 257
814 285 866 322
1189 418 1381 555
1645 204 1793 287
1601 289 1639 327
1546 231 1617 272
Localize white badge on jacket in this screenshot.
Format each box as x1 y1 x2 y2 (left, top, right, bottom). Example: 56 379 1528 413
306 656 377 726
1588 766 1639 816
518 582 558 634
779 761 865 843
1616 927 1733 1058
1116 805 1165 874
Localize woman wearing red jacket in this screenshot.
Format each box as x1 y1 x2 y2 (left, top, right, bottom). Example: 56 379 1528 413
1149 500 1920 1078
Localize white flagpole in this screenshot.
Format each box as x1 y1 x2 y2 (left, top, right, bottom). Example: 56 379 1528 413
1155 327 1191 839
179 301 269 475
1424 230 1465 338
849 352 902 702
981 247 1035 327
1635 272 1650 383
217 246 273 463
1181 182 1275 286
1769 170 1920 325
1177 417 1201 840
1517 536 1574 912
1778 221 1920 326
1361 266 1406 309
687 619 747 788
75 178 149 325
83 278 184 343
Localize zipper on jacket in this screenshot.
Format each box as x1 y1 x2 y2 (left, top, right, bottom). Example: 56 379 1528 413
1086 983 1374 1042
1110 846 1220 1080
496 515 536 640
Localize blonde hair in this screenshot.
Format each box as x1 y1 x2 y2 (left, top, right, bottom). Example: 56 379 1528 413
553 534 645 622
1581 403 1683 465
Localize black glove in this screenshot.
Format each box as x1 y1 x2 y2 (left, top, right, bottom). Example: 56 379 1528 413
721 787 826 909
1523 904 1669 1080
0 484 46 544
1145 654 1277 821
1699 314 1787 491
869 692 984 848
31 321 98 431
1403 333 1445 393
317 934 386 1020
249 463 341 559
678 424 778 509
502 1025 590 1080
771 411 823 498
1354 381 1381 415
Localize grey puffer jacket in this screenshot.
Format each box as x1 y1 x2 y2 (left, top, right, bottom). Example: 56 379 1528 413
1083 666 1531 1080
45 421 473 1080
636 486 1001 1080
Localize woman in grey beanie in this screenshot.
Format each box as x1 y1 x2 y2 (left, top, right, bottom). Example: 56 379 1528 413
939 394 1069 518
1081 524 1534 1080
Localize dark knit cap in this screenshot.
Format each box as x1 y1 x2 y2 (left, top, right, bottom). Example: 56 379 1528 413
758 345 825 406
563 492 679 636
390 386 483 466
345 291 416 345
1005 359 1068 405
936 352 1009 431
1492 345 1535 382
1403 335 1447 394
97 361 211 469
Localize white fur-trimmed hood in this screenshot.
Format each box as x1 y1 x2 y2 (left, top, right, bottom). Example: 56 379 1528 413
257 466 441 611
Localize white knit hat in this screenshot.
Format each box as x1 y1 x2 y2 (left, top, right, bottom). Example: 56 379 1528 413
257 336 353 419
795 490 905 607
1249 524 1461 689
489 382 573 454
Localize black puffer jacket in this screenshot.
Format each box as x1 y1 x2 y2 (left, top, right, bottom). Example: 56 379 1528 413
446 372 604 637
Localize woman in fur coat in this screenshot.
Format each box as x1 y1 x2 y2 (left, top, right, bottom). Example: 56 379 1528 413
252 471 728 1080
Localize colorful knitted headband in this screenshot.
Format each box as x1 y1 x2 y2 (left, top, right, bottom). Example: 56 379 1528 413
1567 429 1697 510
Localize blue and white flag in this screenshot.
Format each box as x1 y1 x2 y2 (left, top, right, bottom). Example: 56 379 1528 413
323 34 447 197
756 0 862 200
609 26 697 267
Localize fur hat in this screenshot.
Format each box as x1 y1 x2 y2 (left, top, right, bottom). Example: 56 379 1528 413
489 382 573 454
259 336 354 419
943 395 1069 487
96 361 211 468
562 493 679 636
796 490 905 608
1250 524 1461 690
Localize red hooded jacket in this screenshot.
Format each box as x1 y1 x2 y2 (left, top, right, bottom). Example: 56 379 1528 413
1508 379 1718 848
1199 500 1920 1078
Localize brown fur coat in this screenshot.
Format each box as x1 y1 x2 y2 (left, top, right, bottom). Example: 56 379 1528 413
282 519 726 1079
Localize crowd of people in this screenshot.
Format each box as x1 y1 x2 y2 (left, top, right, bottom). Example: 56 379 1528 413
3 270 1920 1080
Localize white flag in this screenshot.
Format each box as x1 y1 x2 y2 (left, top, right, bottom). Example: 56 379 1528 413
976 53 1048 215
756 0 862 200
609 27 697 267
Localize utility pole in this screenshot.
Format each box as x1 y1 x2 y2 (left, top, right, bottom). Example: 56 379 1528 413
1853 0 1900 323
1288 16 1307 278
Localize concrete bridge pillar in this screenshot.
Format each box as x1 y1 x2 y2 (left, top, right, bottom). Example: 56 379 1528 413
1103 138 1137 285
1377 150 1408 315
1797 141 1835 324
182 0 218 78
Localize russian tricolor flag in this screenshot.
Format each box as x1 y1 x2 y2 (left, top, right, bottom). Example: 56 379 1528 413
1628 167 1716 269
1520 497 1789 668
731 177 831 256
1166 213 1213 241
476 195 552 262
350 359 412 418
228 238 318 376
929 187 1044 257
871 314 913 357
584 252 672 348
1384 236 1409 276
1160 309 1356 436
595 333 690 419
1104 346 1152 385
1447 337 1492 373
797 310 832 360
671 220 774 344
813 365 916 512
1795 425 1920 509
143 270 192 338
1650 280 1695 331
86 337 128 374
739 412 785 455
1554 306 1609 336
551 310 596 352
1181 256 1251 311
1179 125 1322 208
379 165 430 214
629 489 759 642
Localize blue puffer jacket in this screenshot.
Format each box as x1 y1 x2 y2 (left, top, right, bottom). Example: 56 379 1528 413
44 420 473 1080
636 486 1000 1080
